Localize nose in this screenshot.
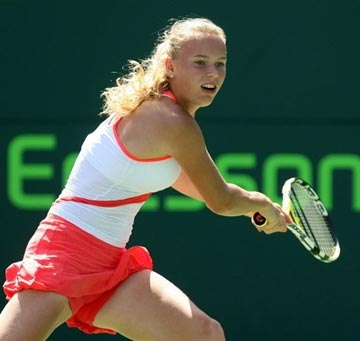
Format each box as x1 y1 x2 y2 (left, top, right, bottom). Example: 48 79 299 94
206 65 219 78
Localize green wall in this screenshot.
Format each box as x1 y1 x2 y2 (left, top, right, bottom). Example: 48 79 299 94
1 1 359 340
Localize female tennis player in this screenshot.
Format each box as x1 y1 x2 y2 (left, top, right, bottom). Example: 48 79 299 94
0 17 289 340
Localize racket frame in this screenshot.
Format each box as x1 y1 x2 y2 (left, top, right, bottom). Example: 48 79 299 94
254 177 340 263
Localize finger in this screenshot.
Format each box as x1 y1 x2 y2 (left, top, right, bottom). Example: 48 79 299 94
273 203 282 210
284 213 293 224
263 227 277 235
278 225 288 233
263 221 288 234
277 205 292 224
254 224 264 233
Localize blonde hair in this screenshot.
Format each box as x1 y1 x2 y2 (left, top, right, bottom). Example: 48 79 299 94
101 17 226 117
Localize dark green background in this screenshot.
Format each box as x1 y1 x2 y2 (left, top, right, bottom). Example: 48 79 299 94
1 0 359 340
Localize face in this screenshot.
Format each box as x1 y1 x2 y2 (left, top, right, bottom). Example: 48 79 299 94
166 34 227 116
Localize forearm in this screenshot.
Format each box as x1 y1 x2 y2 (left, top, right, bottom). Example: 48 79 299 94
206 183 272 217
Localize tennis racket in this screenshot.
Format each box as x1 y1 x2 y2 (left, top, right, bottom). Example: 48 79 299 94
252 177 340 263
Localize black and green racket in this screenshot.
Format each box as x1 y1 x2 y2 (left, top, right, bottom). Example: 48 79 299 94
253 177 340 263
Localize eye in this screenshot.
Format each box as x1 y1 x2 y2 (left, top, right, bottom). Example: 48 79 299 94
216 61 226 67
194 60 206 66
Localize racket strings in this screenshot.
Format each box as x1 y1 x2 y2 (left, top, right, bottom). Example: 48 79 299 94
290 184 337 257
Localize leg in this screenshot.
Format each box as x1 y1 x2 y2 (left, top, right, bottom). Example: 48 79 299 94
0 290 72 341
94 270 225 341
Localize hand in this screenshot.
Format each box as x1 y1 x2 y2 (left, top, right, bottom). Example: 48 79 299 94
251 203 290 234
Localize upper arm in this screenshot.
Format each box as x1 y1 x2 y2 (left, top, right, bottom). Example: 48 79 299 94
171 168 204 201
158 111 231 213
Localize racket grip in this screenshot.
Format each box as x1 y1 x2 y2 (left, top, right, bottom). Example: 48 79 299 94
252 212 267 227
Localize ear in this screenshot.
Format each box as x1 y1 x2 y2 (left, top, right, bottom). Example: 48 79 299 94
165 57 174 76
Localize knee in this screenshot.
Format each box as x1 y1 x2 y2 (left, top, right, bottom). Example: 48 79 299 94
196 315 225 341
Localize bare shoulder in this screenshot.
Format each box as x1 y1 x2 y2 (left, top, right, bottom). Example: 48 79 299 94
134 97 235 214
137 97 205 157
147 97 201 133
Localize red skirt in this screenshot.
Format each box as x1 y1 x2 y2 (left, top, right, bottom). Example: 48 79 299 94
3 214 153 335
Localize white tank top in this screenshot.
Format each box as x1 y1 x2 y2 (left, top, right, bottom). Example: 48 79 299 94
49 108 181 247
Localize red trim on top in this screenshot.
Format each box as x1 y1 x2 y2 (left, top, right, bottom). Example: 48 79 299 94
112 119 172 163
160 90 177 102
55 193 151 207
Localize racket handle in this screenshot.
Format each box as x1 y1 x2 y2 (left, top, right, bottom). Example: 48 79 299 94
252 212 267 227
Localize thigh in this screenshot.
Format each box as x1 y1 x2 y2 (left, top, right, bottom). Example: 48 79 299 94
0 290 72 341
93 270 224 341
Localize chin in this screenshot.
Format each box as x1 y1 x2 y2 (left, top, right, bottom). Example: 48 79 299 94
199 97 215 107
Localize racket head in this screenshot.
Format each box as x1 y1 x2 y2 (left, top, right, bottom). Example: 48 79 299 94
282 177 340 262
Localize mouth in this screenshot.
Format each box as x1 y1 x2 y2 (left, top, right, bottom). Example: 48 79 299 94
201 83 217 92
